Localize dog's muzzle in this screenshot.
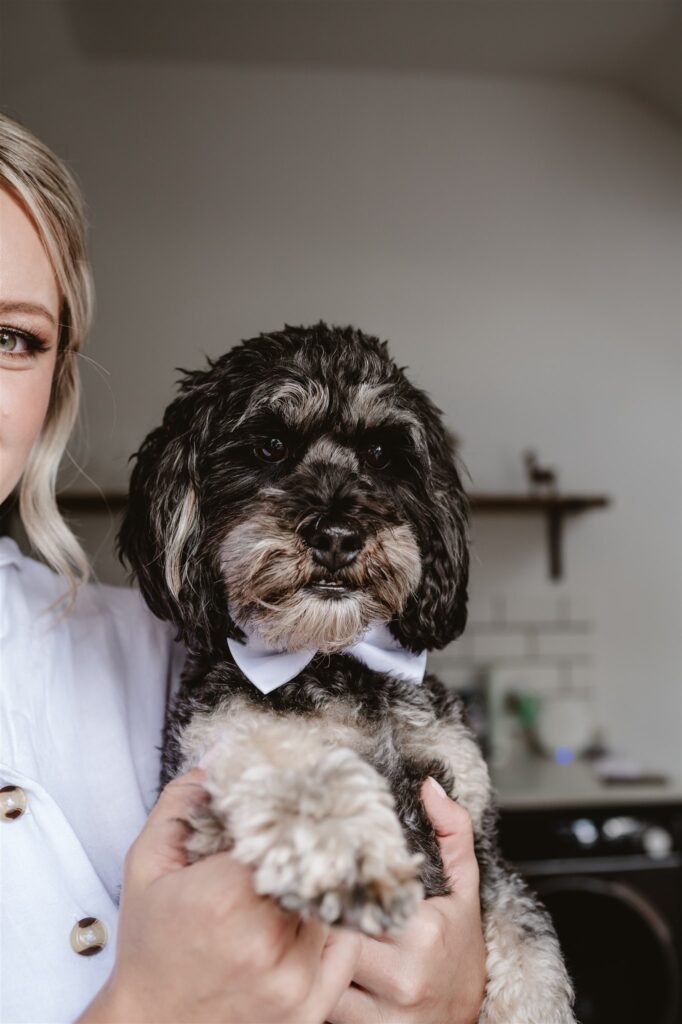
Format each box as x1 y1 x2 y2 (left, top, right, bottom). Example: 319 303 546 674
301 519 364 572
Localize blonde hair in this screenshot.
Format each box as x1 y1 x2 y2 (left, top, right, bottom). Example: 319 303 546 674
0 112 94 599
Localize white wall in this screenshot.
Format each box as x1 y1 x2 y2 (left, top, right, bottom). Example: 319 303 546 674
4 3 681 775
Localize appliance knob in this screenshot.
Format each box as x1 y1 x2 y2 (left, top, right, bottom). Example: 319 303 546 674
642 825 673 860
570 818 599 847
602 816 640 841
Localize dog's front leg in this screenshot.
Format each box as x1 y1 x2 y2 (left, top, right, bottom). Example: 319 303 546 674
181 708 423 934
477 861 575 1024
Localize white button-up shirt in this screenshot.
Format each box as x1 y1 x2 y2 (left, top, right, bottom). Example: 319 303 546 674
0 537 185 1024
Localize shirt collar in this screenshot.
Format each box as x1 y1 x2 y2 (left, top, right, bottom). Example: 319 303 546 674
0 537 23 571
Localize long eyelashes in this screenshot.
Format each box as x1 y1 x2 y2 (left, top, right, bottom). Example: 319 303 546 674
0 325 50 362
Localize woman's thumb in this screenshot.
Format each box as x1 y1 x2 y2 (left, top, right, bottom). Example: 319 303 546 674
126 767 209 887
420 776 480 893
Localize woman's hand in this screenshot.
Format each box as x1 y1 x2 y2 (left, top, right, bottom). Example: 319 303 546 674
328 777 487 1024
77 768 360 1024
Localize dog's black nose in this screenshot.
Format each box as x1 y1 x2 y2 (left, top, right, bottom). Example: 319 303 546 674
304 522 363 571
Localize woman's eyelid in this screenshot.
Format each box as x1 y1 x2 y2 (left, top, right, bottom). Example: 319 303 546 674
0 325 50 353
0 328 28 355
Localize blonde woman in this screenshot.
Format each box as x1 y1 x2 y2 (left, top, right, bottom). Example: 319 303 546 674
0 112 487 1024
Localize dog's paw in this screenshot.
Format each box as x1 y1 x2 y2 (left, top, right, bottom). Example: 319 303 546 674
233 744 423 934
188 721 423 934
275 852 423 935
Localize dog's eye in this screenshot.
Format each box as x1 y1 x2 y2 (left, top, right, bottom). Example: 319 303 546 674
254 437 289 464
362 443 391 470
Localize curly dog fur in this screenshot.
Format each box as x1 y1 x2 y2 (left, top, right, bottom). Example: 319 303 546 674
119 321 575 1024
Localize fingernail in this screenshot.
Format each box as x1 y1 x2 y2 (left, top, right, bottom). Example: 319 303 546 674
427 776 447 799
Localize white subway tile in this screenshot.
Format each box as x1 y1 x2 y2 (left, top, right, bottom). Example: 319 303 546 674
564 664 596 696
467 592 504 626
432 631 475 661
564 591 594 623
535 631 592 659
482 663 562 697
429 665 480 691
505 593 561 625
471 631 527 661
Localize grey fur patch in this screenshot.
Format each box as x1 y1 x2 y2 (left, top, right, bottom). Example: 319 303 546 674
237 378 331 430
301 436 359 472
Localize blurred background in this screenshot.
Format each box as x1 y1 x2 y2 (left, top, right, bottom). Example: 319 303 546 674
2 2 681 1020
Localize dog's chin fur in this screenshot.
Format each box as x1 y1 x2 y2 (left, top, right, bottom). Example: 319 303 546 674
220 516 422 652
242 592 386 653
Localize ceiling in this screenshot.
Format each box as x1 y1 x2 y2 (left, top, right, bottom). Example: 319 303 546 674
6 1 682 128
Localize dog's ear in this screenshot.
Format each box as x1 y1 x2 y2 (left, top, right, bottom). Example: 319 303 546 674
390 422 469 652
118 370 238 653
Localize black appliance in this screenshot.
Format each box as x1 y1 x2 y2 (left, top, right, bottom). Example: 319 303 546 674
499 802 682 1024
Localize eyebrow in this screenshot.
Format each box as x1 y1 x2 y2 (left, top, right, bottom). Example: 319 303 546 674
0 301 58 327
236 380 330 431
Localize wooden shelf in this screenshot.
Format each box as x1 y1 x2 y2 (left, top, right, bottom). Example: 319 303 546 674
470 492 611 580
2 489 611 583
470 494 609 513
51 491 611 512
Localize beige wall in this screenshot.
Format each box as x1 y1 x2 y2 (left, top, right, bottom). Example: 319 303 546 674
3 2 681 775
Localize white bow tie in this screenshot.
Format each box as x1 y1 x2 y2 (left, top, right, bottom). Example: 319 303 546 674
227 621 427 694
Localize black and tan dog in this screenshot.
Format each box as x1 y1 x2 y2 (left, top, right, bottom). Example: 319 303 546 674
119 322 574 1024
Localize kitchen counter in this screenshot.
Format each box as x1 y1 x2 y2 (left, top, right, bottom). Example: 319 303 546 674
491 756 682 810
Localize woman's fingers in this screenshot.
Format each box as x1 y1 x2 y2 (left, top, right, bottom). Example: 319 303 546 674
330 782 483 1012
309 929 362 1022
337 931 398 997
274 915 331 984
263 923 360 1024
327 982 380 1024
148 767 209 814
420 776 479 895
341 905 452 1000
125 768 209 886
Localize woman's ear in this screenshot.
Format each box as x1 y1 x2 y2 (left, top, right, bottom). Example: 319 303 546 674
390 427 470 652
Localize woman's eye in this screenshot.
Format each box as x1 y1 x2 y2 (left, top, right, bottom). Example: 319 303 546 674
0 327 46 360
0 328 29 355
254 437 289 464
363 443 391 470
